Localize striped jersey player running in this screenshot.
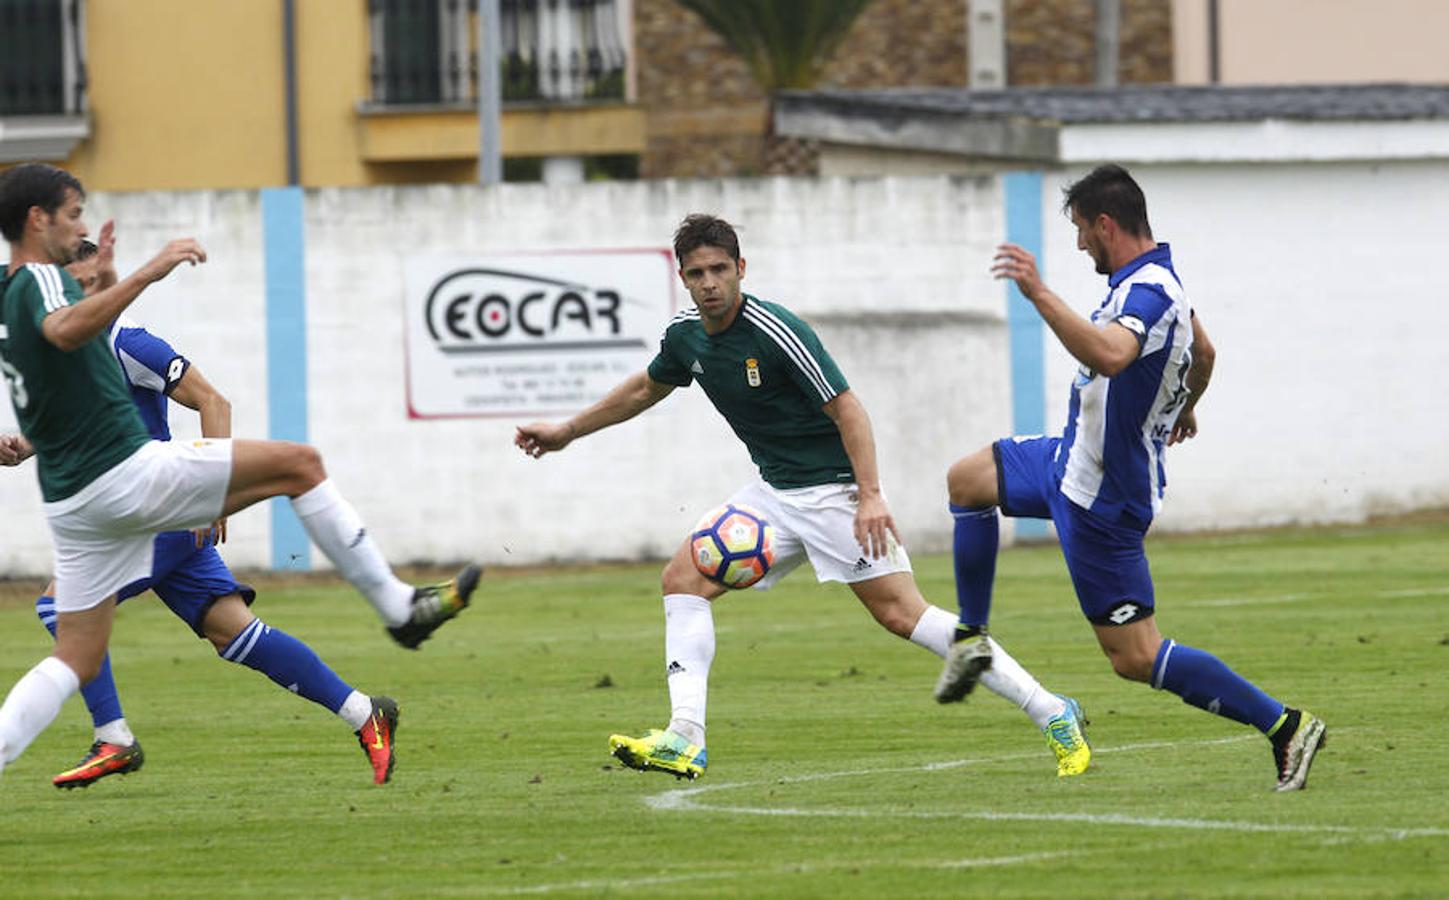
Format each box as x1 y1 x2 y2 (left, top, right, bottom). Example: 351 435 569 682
936 164 1326 791
515 214 1091 780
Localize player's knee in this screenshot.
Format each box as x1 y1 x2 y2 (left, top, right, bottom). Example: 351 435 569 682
289 443 326 488
660 554 700 595
947 448 996 508
202 597 253 652
61 651 105 686
873 606 917 639
1104 648 1153 683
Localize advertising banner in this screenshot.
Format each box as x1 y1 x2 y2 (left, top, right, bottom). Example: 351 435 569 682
404 250 677 418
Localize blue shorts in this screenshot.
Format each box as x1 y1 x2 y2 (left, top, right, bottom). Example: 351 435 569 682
994 436 1155 626
117 531 255 637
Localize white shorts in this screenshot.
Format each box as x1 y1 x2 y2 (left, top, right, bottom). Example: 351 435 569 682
43 439 233 613
723 479 912 589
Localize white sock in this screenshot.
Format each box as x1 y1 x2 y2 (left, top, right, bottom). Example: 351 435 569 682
909 604 956 657
663 594 713 747
0 656 80 765
979 636 1066 727
291 479 413 627
338 690 373 731
94 717 135 747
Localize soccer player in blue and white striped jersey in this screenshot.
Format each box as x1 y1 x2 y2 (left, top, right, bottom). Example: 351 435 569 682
936 164 1326 791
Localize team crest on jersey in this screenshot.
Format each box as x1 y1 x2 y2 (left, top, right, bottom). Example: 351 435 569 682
745 358 761 387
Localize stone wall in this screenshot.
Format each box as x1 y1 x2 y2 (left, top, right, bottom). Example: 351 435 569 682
635 0 1172 178
1006 0 1172 86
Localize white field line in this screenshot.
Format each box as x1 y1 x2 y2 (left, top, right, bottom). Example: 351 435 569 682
646 735 1449 842
1187 584 1448 608
472 850 1078 896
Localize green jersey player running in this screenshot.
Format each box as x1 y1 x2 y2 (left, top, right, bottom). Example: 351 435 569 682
515 214 1091 780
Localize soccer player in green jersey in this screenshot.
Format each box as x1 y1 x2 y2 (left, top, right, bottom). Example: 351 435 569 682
515 214 1090 779
0 163 478 780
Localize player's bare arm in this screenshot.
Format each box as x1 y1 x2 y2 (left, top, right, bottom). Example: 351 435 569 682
0 432 35 466
822 389 900 559
170 364 233 544
515 370 675 458
991 242 1141 376
41 238 206 351
1169 311 1217 445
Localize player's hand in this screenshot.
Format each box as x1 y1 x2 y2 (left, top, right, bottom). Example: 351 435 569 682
514 421 576 458
140 238 207 283
991 243 1045 301
1167 408 1199 445
0 433 33 466
854 491 901 560
94 219 119 291
193 517 228 547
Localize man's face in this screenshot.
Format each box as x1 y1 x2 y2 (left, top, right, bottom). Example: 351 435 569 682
678 244 745 329
1071 207 1111 276
37 188 88 266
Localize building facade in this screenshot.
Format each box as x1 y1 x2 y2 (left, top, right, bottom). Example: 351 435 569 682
2 0 1174 189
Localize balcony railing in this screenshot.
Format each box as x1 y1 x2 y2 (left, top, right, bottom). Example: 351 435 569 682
0 0 87 116
367 0 626 107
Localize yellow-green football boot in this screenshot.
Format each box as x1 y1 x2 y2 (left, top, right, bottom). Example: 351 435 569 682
1043 695 1091 777
608 728 707 780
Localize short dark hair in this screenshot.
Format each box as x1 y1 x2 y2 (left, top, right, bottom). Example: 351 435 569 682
673 214 741 264
0 163 84 243
1062 164 1152 239
75 238 98 260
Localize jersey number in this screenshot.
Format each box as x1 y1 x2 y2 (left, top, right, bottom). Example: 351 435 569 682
0 351 27 410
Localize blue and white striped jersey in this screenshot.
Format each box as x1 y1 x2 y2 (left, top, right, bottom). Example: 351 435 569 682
106 316 190 442
1055 243 1193 524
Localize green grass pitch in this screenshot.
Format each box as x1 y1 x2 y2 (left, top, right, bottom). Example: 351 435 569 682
1 518 1446 897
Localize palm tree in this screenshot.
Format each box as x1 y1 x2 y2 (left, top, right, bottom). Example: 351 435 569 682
675 0 876 174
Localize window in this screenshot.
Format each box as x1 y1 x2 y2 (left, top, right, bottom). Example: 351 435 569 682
368 0 627 106
0 0 87 116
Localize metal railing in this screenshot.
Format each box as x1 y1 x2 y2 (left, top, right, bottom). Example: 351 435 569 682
0 0 87 116
367 0 626 106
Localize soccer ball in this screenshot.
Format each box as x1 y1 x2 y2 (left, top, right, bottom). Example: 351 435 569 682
690 503 775 589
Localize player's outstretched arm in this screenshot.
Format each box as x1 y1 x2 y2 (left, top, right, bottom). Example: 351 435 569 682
41 238 206 352
170 363 233 543
823 389 901 559
0 433 34 466
991 242 1140 376
1169 311 1217 446
515 370 674 459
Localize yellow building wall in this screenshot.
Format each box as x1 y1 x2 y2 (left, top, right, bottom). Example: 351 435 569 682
67 0 289 191
48 1 641 191
295 0 374 187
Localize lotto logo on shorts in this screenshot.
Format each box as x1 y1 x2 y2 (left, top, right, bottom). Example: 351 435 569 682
1107 602 1141 624
191 440 213 448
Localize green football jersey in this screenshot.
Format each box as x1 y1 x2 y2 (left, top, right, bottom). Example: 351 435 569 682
648 294 853 490
0 263 150 501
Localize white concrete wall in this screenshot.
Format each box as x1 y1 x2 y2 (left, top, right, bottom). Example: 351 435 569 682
1 176 1008 575
5 165 1446 577
1040 160 1449 530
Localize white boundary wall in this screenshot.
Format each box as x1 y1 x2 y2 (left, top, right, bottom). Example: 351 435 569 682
1 176 1008 575
3 166 1446 576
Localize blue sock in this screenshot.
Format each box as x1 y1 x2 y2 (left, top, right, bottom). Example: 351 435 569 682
219 619 354 713
37 595 124 729
1151 639 1284 733
950 504 999 628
